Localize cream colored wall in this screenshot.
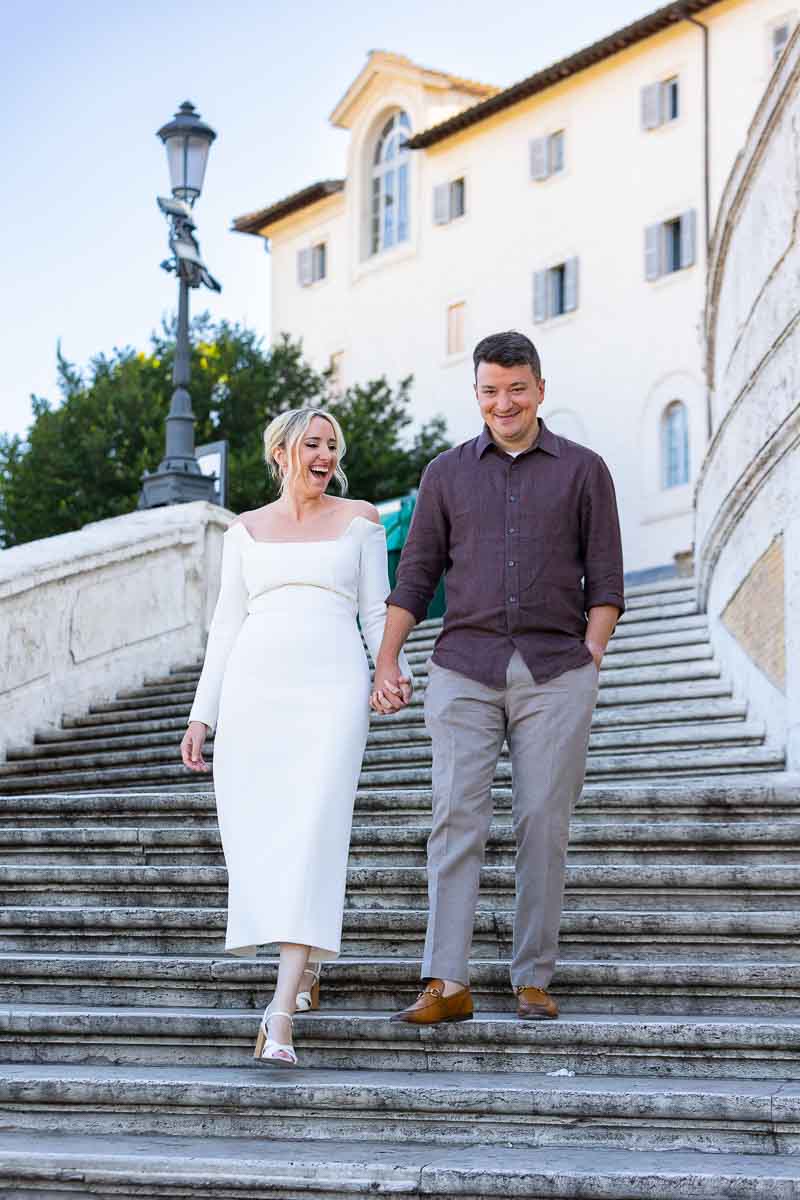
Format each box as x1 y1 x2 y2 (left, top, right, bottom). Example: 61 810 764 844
267 0 795 573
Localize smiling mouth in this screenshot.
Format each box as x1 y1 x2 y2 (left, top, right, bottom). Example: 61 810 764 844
309 467 329 479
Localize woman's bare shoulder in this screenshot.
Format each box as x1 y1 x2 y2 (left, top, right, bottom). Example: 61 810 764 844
229 505 276 532
342 498 380 525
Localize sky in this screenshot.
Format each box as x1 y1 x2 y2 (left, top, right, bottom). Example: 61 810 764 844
1 0 663 441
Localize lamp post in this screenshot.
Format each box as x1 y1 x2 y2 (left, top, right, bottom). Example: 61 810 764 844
139 101 222 509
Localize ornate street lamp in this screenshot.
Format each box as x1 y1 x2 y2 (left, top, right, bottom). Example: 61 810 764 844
139 102 222 509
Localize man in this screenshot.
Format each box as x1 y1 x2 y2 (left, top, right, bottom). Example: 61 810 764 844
371 330 624 1023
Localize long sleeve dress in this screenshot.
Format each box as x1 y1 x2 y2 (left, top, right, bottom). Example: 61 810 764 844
188 515 411 960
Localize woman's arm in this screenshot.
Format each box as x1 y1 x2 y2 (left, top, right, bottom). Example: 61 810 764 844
181 526 249 770
357 520 413 712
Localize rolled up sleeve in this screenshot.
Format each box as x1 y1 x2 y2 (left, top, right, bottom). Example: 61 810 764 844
387 460 449 623
581 455 626 616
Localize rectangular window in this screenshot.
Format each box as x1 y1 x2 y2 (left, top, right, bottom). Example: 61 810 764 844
664 218 682 274
664 77 679 121
447 302 466 355
641 76 680 129
297 241 327 287
533 258 579 322
450 177 466 219
644 211 696 281
549 264 566 317
530 131 566 181
433 177 466 224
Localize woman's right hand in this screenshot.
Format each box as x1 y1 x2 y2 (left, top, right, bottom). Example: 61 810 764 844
181 721 211 772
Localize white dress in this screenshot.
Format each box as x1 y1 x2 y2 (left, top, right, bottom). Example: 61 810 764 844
188 515 410 960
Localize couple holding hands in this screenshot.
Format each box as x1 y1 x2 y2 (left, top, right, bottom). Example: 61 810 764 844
182 330 624 1065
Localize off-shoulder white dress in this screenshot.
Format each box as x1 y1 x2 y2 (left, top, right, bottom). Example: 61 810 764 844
189 515 411 959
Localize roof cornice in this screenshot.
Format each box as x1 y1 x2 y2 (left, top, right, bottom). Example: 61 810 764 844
232 180 345 238
406 0 720 149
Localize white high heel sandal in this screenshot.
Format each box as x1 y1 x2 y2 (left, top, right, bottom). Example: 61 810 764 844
296 963 321 1012
254 1005 297 1066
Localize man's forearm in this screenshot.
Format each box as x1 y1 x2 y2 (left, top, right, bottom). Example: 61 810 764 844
378 605 417 663
585 605 620 654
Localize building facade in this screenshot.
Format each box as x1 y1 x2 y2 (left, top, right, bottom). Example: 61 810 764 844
234 0 796 573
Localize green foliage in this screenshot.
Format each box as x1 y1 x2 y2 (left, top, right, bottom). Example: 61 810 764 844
0 319 450 546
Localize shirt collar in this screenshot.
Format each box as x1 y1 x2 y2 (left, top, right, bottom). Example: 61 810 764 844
477 418 561 459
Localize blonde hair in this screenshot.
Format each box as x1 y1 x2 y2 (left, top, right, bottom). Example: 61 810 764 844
263 407 348 494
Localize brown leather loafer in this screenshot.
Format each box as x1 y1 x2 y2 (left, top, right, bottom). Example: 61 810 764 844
516 986 559 1020
390 979 474 1024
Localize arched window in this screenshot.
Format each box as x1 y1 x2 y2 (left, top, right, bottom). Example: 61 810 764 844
661 400 689 488
371 111 411 255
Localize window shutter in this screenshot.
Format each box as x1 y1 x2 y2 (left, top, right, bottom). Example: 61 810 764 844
433 183 450 224
529 137 549 181
680 209 697 269
564 257 579 312
548 131 565 173
644 223 662 281
641 82 661 130
533 270 548 322
297 248 312 287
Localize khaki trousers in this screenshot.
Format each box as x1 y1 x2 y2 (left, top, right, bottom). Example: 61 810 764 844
421 650 598 989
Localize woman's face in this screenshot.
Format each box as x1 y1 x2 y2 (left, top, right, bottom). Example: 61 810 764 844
279 415 338 496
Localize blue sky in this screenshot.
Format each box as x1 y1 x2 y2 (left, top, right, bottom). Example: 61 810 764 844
2 0 660 440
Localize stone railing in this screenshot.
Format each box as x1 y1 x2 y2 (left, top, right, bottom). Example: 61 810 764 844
695 28 800 768
0 502 231 763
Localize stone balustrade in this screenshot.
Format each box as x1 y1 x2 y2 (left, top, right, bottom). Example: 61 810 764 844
0 502 231 763
696 27 800 768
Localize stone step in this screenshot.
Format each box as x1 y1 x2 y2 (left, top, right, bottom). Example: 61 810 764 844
0 1062 797 1153
122 650 722 709
2 953 796 1014
122 641 716 703
3 776 798 826
403 642 714 671
624 575 695 598
2 816 797 867
2 861 799 912
361 724 767 770
4 1004 800 1080
56 675 737 733
617 598 699 623
8 699 751 762
358 745 785 788
1 1132 797 1200
19 698 750 761
0 744 783 796
0 719 766 780
138 623 711 693
613 612 709 640
2 905 796 961
409 661 722 687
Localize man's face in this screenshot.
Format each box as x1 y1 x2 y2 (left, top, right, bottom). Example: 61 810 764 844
475 360 545 449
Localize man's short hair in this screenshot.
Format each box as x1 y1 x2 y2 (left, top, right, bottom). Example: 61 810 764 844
473 331 542 381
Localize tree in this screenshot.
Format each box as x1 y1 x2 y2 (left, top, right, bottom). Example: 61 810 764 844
0 320 450 547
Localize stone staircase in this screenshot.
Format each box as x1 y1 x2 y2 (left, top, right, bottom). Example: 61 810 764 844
0 576 799 1196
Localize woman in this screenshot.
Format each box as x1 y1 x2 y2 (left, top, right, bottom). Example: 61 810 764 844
181 407 412 1065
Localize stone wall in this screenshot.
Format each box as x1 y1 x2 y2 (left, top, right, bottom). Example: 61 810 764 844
696 26 800 767
0 503 231 763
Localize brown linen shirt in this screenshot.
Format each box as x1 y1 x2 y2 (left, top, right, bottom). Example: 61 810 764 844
387 420 626 688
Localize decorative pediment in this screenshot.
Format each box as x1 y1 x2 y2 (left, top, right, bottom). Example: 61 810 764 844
329 50 496 131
